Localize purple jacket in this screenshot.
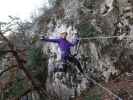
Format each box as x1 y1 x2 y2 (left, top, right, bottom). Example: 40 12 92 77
42 37 79 62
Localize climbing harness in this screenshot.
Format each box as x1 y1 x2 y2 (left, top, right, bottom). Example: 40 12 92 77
74 33 81 55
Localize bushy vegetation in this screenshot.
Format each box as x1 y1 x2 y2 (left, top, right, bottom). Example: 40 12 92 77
83 0 97 9
27 47 48 85
77 22 100 37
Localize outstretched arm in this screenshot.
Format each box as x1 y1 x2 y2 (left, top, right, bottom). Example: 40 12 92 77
40 36 59 43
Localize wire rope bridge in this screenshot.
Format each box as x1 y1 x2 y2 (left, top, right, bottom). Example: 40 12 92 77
77 34 133 100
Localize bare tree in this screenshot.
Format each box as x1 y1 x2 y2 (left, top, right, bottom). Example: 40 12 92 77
0 17 50 100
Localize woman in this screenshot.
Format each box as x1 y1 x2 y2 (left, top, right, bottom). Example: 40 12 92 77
40 32 83 73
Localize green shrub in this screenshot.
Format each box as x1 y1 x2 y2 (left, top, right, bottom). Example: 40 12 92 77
83 0 96 9
27 47 48 86
77 22 99 37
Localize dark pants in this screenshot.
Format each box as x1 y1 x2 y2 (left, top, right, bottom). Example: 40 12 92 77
63 55 83 73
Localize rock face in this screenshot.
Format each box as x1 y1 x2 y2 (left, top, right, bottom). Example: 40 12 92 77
32 0 133 99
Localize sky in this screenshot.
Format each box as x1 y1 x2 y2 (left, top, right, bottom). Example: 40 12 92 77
0 0 49 22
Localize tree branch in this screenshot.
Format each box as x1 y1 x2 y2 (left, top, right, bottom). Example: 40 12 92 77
0 66 17 77
0 50 14 53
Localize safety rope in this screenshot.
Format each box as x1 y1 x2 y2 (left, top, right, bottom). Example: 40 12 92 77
80 35 133 40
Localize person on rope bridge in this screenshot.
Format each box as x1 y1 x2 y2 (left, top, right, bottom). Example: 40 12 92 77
40 32 84 73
